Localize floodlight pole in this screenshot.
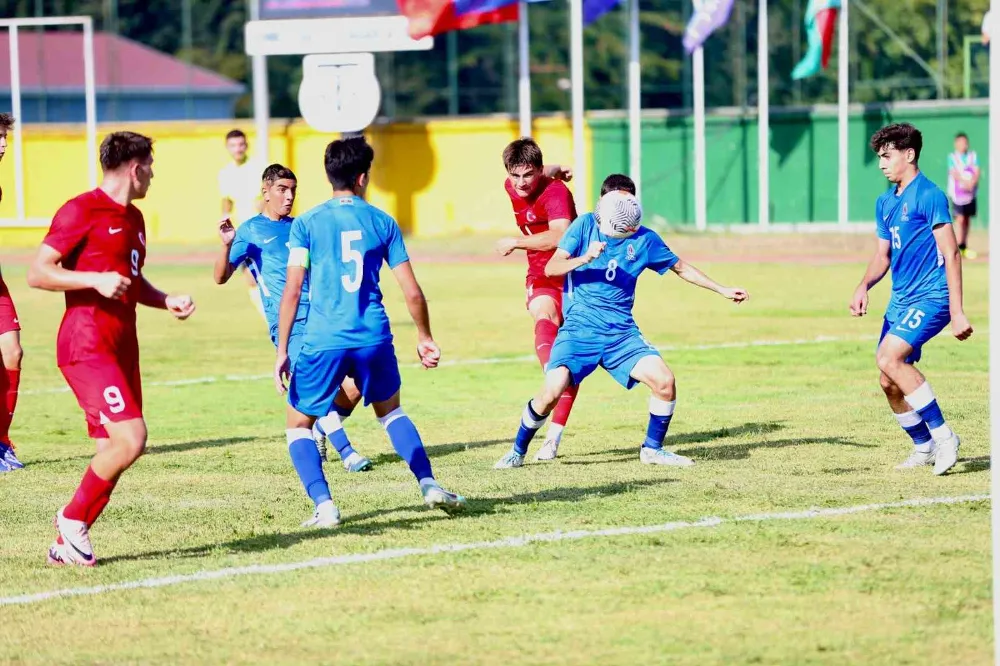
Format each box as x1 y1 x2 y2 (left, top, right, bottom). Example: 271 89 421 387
249 0 269 163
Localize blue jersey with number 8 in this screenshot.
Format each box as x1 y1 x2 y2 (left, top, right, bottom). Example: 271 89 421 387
558 213 679 332
289 196 409 352
875 172 951 311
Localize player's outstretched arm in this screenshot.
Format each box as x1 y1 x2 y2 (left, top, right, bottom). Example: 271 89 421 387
669 259 749 302
933 223 973 340
496 219 571 256
274 265 305 392
543 165 573 182
214 217 237 284
849 239 891 317
391 261 440 369
544 243 605 277
27 244 130 299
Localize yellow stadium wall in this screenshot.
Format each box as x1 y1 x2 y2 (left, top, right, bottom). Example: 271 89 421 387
0 116 589 248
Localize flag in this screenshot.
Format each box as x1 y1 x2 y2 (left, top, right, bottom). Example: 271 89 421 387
583 0 623 25
682 0 734 53
791 0 841 79
398 0 544 39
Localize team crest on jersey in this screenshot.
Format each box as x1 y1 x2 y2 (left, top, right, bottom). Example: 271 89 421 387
626 243 636 261
526 210 537 223
901 203 909 222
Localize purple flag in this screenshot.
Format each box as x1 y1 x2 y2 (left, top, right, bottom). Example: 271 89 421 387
682 0 734 53
583 0 623 25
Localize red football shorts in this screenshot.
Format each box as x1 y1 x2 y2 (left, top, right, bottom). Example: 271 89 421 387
0 278 20 335
60 356 143 439
525 274 565 312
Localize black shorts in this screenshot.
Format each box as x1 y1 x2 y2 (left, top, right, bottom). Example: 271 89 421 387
951 199 977 218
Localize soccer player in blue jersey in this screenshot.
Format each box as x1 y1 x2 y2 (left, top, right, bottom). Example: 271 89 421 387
850 123 973 475
495 174 749 469
214 163 373 473
274 137 466 527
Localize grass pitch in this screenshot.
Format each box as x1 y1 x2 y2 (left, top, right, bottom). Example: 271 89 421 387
0 234 990 665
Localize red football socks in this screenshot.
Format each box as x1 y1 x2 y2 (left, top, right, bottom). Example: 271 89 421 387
63 466 117 526
533 319 558 368
2 368 19 442
552 384 579 427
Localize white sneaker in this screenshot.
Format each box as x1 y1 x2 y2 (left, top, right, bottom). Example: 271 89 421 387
494 450 526 469
933 434 960 476
51 508 96 566
421 482 467 515
895 448 936 470
534 439 560 461
301 500 341 528
639 446 695 467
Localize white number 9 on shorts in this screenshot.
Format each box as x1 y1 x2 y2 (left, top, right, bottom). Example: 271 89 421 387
103 386 126 414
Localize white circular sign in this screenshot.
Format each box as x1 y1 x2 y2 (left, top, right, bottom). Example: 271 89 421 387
298 53 382 133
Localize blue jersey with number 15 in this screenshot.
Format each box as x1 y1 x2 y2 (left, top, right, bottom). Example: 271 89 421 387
289 196 410 352
559 213 679 332
875 171 951 311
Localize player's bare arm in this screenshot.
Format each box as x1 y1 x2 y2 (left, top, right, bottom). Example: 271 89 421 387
670 259 749 302
391 261 440 369
850 239 891 317
544 243 605 277
933 223 973 340
27 243 130 299
274 265 306 393
496 218 571 256
213 217 237 284
137 278 194 319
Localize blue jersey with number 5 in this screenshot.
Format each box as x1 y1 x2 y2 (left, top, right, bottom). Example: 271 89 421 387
289 196 409 351
558 213 679 332
875 172 951 311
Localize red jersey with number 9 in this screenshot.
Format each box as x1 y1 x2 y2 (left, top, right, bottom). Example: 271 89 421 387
504 176 577 283
42 188 147 366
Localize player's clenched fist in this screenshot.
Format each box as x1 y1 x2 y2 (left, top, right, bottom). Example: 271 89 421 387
583 241 606 263
722 287 750 303
417 339 441 369
495 237 518 256
92 272 131 300
951 312 973 341
166 294 196 320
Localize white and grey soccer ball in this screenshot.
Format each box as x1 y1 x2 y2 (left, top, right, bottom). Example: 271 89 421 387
596 190 642 238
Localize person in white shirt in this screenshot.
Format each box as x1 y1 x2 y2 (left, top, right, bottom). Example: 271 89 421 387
983 10 992 44
946 132 981 259
218 129 266 319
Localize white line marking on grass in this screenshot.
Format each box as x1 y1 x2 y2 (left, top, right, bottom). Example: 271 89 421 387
0 493 986 608
20 335 874 397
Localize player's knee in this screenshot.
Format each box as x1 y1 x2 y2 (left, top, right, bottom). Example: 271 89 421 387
0 338 22 369
875 348 903 375
117 423 148 464
648 369 675 400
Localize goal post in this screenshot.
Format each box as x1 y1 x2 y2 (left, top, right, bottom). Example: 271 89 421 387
0 16 97 227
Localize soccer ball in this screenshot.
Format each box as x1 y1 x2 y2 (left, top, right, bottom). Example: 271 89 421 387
596 190 642 238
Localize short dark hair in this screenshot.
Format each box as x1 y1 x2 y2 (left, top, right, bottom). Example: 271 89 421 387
955 132 968 140
99 131 153 171
226 129 247 141
600 174 636 196
502 138 544 172
262 163 296 186
869 123 923 161
0 113 13 132
324 137 374 190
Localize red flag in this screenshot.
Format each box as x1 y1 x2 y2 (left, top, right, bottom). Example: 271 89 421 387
815 7 838 69
397 0 519 39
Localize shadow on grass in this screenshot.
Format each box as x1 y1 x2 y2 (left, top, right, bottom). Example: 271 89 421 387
29 436 257 466
365 438 508 466
570 422 788 461
102 478 674 565
953 456 989 475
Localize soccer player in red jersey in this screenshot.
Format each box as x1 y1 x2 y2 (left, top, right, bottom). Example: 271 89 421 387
27 131 196 566
0 113 25 471
495 138 580 464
